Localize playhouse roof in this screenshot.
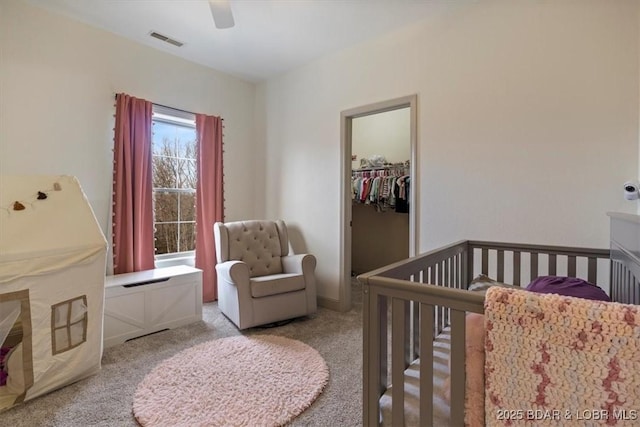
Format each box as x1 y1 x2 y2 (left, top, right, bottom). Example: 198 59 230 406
0 175 107 283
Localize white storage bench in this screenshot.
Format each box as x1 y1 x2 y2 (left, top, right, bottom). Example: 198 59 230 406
103 266 203 348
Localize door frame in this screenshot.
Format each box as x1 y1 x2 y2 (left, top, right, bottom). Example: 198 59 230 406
339 94 418 311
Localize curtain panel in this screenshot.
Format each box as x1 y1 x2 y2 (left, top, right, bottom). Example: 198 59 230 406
195 114 224 302
112 93 155 274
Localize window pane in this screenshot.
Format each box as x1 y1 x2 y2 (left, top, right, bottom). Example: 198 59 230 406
179 222 196 252
69 321 85 347
177 159 197 189
179 193 195 222
153 155 178 188
176 129 196 158
55 328 69 351
152 110 198 257
155 223 178 255
152 122 176 155
69 298 87 323
54 305 66 328
154 192 178 222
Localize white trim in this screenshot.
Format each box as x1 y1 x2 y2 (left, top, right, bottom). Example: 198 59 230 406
152 104 196 124
339 94 418 312
154 252 195 269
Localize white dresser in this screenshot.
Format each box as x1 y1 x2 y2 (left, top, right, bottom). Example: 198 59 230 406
103 266 203 348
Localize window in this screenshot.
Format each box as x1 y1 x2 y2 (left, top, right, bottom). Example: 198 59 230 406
152 105 197 257
51 296 87 354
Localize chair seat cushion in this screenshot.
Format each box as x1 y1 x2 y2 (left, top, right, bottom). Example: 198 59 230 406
250 273 305 298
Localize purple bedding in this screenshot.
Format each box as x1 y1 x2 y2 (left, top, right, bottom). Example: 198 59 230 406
526 276 610 302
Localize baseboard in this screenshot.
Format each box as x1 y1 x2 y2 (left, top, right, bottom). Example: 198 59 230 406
318 295 349 312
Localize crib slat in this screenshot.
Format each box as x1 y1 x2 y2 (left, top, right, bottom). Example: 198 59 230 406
363 289 387 425
465 247 472 286
549 254 557 275
624 264 629 303
611 262 616 302
611 262 617 302
444 259 450 327
438 262 444 334
616 261 622 303
497 250 504 282
617 262 622 302
391 298 407 427
588 257 597 284
454 254 459 288
513 251 521 286
531 253 539 281
419 303 434 424
615 262 619 301
568 256 576 277
412 300 420 359
626 269 632 304
404 301 411 368
458 253 463 288
450 309 466 427
623 264 628 303
482 248 489 275
620 263 625 302
443 259 449 286
620 262 624 302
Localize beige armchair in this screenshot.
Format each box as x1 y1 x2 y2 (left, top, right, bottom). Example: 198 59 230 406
213 220 317 330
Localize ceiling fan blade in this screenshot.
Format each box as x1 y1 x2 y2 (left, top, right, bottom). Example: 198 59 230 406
209 0 235 29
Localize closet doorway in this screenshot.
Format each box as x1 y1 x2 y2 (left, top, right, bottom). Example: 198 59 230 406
339 95 418 311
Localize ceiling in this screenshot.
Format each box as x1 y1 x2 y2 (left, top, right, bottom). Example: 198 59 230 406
27 0 448 82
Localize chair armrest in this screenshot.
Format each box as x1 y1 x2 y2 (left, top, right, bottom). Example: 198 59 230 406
282 254 316 275
283 254 317 314
215 260 251 285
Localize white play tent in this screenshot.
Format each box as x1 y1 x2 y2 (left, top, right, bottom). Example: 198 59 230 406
0 175 107 412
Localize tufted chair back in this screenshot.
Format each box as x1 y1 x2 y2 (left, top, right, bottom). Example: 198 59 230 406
214 220 289 277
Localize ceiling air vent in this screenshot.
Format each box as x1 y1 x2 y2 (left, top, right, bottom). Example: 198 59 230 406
149 31 184 47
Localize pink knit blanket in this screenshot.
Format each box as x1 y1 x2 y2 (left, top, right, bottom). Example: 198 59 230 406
484 287 640 426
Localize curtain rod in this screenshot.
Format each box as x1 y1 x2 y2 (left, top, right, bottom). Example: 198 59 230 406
114 94 223 120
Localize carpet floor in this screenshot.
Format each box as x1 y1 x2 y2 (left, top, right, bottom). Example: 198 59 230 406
1 280 363 427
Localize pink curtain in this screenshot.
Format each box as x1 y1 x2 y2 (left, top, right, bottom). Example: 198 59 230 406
112 93 155 274
195 114 224 302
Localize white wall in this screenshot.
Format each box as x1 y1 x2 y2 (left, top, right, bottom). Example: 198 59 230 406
0 0 257 270
2 0 638 305
258 0 639 302
352 108 410 168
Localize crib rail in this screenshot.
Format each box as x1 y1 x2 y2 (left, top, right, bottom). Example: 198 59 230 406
359 240 611 427
467 241 609 286
361 272 484 426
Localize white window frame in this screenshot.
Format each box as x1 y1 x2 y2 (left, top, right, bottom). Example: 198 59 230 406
151 105 197 268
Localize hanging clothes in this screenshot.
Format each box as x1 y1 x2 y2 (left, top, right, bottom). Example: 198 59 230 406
351 165 409 213
394 175 410 213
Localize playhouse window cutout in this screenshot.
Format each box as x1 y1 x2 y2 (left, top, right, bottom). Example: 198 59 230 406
0 289 33 409
51 296 87 355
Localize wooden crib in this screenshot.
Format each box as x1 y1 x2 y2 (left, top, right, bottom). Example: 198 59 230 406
359 215 640 426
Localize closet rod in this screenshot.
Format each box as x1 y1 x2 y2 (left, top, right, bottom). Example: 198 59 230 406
113 94 224 120
354 166 406 172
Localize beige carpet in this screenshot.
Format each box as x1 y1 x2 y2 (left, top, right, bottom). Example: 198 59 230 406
133 335 329 427
0 279 362 426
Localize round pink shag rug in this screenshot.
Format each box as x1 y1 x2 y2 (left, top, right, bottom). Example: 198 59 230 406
132 335 329 427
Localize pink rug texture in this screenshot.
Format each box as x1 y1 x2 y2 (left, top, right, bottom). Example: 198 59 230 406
132 335 329 427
